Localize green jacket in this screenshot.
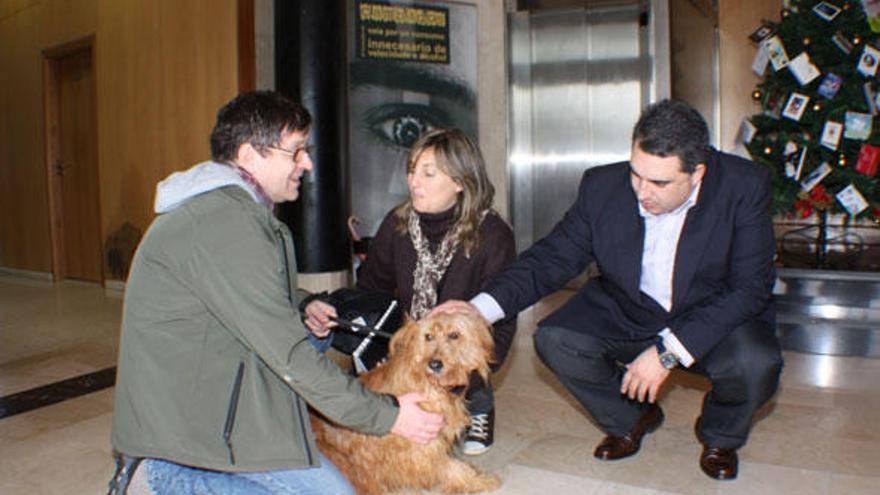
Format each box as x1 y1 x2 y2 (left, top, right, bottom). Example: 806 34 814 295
111 163 398 471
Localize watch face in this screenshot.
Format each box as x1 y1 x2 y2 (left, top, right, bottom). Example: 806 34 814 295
659 352 678 369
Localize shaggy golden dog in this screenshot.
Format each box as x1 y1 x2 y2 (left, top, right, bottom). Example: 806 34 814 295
311 313 501 495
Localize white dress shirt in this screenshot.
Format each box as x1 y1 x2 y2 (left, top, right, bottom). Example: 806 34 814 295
638 182 701 367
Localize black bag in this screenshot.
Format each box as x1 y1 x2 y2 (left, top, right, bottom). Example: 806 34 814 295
324 288 403 374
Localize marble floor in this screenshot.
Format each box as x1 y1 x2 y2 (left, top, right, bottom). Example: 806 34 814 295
1 273 879 494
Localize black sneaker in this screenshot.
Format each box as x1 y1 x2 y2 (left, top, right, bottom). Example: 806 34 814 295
462 409 494 455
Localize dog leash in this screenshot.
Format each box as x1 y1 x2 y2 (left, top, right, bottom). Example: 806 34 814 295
333 300 399 375
330 316 395 339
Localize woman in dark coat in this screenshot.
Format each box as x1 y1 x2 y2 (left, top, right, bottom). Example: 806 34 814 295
305 128 517 455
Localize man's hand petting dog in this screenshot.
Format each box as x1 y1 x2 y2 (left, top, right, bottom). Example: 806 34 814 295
621 346 670 404
303 300 338 337
391 392 445 444
427 300 482 321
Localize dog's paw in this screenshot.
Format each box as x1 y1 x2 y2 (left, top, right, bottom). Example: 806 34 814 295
470 472 501 492
438 466 500 493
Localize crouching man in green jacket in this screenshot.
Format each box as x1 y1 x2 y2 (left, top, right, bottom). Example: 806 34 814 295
109 91 444 495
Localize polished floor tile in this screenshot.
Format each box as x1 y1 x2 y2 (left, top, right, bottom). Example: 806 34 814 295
1 275 879 494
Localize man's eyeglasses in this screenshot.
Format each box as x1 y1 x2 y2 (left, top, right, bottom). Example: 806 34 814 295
268 145 313 163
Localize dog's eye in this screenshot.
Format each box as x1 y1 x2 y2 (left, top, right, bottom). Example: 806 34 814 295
424 333 434 342
448 332 460 340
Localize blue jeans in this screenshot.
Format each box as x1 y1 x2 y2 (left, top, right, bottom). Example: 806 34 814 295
308 332 333 354
142 452 354 495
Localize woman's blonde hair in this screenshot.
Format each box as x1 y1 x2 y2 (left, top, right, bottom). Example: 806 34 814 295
393 128 495 256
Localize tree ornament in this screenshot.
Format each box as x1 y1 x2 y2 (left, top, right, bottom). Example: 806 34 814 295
839 153 848 166
856 144 880 175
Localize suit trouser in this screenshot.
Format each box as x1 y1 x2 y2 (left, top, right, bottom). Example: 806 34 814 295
533 321 783 449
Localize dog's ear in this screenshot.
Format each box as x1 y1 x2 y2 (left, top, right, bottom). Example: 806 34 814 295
477 317 496 377
389 315 417 357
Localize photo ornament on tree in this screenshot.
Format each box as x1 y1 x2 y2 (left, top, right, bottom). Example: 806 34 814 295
764 36 791 71
813 1 842 21
789 52 822 85
801 162 833 192
783 92 810 121
836 183 869 215
844 111 873 140
857 44 880 77
817 73 843 99
820 121 843 150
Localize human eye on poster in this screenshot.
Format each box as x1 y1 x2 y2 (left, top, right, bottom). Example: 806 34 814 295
348 0 478 236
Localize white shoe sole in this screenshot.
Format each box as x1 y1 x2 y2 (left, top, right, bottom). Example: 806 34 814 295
461 441 492 456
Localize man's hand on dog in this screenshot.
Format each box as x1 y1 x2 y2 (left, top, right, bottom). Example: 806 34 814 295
391 392 445 444
427 300 482 321
621 346 670 403
303 300 338 338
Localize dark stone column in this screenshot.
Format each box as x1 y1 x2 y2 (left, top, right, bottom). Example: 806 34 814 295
274 0 349 272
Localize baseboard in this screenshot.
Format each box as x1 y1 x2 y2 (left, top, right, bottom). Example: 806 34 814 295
103 279 126 298
103 279 126 291
0 267 54 281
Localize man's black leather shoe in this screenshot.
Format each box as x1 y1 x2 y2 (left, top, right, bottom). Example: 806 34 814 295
699 446 738 480
593 404 664 460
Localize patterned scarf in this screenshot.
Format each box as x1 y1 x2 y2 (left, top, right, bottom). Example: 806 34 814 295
408 208 462 319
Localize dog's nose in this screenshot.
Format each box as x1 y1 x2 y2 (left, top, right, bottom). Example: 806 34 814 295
428 359 444 372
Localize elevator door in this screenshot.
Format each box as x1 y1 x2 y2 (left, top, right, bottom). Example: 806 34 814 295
508 1 669 250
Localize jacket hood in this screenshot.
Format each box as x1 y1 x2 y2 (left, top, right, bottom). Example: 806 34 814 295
154 161 262 213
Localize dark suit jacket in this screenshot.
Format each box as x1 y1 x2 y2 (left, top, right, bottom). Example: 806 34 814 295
485 149 776 361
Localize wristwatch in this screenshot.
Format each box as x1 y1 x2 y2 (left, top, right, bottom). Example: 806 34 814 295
655 339 679 369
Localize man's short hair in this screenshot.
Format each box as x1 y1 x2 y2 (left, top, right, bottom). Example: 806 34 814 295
210 91 311 163
632 99 710 173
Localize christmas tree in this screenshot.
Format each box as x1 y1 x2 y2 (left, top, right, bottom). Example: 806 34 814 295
743 0 880 222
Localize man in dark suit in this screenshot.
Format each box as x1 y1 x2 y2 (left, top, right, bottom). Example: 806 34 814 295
433 100 783 480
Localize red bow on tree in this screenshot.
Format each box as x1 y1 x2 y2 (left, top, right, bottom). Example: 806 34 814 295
795 184 833 218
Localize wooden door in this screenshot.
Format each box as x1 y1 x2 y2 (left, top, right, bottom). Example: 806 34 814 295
52 47 102 282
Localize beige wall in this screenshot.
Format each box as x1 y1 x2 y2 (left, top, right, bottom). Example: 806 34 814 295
670 0 717 141
718 0 780 152
0 0 239 276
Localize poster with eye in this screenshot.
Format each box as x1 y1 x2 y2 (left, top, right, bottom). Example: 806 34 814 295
349 0 478 235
